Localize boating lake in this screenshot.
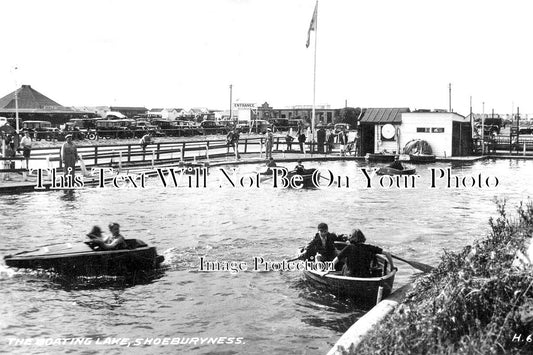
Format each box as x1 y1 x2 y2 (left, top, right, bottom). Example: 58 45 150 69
1 159 532 354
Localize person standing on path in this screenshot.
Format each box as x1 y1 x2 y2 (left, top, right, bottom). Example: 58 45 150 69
61 134 78 179
265 128 274 159
19 132 32 169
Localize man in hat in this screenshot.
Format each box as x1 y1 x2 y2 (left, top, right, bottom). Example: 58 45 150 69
61 134 78 180
331 229 393 277
265 127 273 159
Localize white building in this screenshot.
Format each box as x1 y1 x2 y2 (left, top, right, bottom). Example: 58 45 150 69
360 108 473 157
400 111 471 157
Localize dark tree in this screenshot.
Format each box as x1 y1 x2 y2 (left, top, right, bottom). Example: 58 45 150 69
335 107 363 127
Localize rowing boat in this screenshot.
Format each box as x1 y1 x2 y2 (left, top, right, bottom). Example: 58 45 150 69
287 168 320 188
3 239 165 276
303 254 396 304
375 166 417 175
365 153 397 162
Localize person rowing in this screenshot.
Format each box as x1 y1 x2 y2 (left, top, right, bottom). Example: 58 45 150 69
388 156 404 171
298 222 347 263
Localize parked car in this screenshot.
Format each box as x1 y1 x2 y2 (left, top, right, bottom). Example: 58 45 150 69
61 123 86 140
250 120 272 134
22 120 61 140
236 120 251 132
334 123 352 133
200 120 228 134
519 127 533 135
95 119 135 139
287 119 302 130
271 118 290 130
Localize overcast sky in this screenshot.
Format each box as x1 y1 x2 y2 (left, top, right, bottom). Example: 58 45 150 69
1 0 532 115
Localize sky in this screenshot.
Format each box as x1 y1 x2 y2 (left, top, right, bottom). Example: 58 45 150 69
1 0 532 115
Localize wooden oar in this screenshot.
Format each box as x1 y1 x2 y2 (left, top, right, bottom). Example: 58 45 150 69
391 254 433 273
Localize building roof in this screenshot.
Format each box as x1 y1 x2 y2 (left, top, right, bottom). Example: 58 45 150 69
0 85 67 110
360 107 410 124
110 106 148 111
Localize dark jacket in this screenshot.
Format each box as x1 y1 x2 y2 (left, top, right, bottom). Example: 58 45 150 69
300 232 345 261
337 243 383 277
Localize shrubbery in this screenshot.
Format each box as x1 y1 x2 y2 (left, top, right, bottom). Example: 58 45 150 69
356 201 533 354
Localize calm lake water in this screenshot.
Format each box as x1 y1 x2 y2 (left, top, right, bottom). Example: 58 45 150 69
1 159 532 354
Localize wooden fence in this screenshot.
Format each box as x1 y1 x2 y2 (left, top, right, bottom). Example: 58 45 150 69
3 136 319 172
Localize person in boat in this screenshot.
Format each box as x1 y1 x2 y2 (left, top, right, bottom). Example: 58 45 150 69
294 160 305 174
264 157 277 175
89 223 128 250
331 229 393 277
298 223 347 262
87 225 106 241
388 157 404 171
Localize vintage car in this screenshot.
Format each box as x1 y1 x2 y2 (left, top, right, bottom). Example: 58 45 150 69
95 119 136 139
22 120 61 141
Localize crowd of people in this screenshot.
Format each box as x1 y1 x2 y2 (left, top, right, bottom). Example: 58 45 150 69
224 121 359 160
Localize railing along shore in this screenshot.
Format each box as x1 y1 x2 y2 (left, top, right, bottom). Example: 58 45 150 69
5 136 324 172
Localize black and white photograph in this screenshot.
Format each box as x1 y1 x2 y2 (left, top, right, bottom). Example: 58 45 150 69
1 1 533 354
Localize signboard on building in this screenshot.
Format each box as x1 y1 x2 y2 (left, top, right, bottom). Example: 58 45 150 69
233 103 256 110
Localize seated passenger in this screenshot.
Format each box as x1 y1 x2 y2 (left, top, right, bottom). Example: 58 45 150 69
265 157 277 175
298 222 347 262
331 229 393 277
90 223 128 250
87 225 106 241
294 160 305 174
388 159 404 170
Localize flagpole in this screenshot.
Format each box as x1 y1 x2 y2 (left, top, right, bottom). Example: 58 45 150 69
311 0 318 152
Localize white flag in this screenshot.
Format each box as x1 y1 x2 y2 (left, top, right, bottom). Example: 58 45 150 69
306 2 317 48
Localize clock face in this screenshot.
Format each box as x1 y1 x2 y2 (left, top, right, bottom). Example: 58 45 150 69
382 124 395 139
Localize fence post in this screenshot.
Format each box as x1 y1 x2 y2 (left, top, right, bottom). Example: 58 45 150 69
119 151 123 173
128 145 131 162
260 138 263 159
205 142 210 160
45 156 52 181
151 149 155 168
157 143 161 160
94 146 98 165
244 139 248 153
181 142 186 161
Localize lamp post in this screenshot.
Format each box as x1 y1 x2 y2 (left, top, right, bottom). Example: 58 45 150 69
229 84 233 126
13 66 20 134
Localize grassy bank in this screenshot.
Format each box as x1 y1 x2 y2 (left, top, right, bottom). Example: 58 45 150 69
356 201 533 354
